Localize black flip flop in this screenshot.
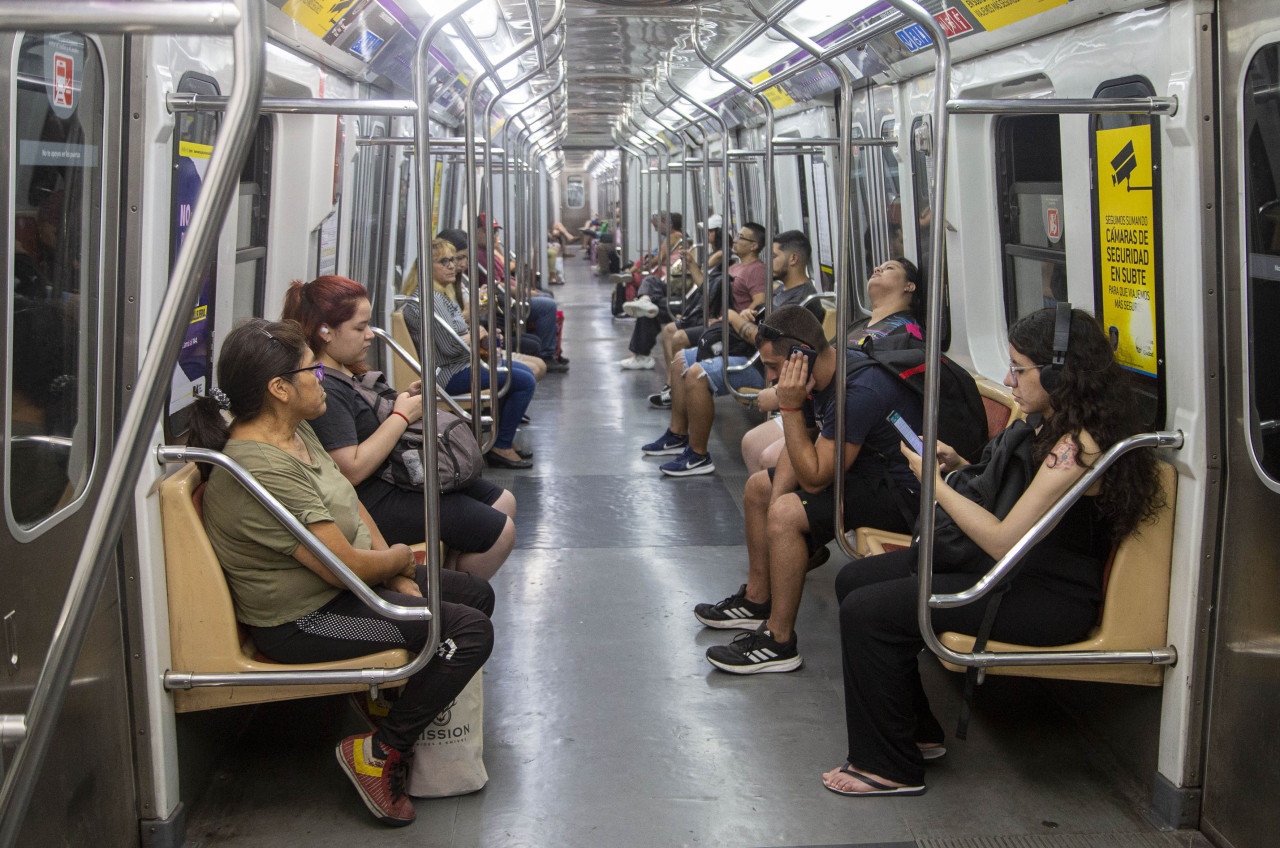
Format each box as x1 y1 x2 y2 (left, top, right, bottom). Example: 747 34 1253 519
824 766 926 797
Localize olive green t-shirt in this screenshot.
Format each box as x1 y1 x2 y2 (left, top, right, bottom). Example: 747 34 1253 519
201 422 370 627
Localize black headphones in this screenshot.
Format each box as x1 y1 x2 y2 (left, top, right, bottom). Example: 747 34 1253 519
757 321 821 352
1038 301 1072 392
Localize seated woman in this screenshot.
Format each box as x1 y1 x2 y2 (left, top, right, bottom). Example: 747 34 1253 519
742 257 925 475
824 306 1163 797
414 238 538 469
282 275 516 579
188 318 494 826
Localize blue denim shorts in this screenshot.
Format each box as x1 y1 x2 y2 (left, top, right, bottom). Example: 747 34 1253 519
681 347 767 397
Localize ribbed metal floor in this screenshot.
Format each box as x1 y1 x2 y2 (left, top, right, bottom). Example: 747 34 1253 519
184 259 1197 848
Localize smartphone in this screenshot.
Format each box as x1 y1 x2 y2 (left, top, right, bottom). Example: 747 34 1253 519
789 344 818 371
887 411 924 455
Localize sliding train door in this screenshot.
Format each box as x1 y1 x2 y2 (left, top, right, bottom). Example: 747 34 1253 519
1204 4 1280 848
0 31 135 845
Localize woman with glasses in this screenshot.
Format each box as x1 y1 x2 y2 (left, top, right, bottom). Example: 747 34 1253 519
187 318 494 826
423 237 538 469
823 307 1163 797
282 273 517 579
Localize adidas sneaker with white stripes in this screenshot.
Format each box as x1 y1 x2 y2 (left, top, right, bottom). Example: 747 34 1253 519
694 584 771 630
706 626 802 674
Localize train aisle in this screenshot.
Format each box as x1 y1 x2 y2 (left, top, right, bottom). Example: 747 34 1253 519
186 258 1193 847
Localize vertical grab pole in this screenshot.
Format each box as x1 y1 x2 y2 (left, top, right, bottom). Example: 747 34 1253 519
0 2 264 844
664 65 747 398
747 1 859 557
411 0 485 681
892 0 951 651
689 21 776 319
503 72 568 361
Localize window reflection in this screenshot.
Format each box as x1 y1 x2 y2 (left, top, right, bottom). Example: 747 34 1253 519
8 33 102 529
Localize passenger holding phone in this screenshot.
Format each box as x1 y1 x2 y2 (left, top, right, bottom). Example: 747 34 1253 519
694 305 925 674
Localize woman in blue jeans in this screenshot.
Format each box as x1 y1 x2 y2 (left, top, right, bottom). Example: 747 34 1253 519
427 238 537 469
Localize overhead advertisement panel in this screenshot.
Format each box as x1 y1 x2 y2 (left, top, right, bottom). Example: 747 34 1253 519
957 0 1069 31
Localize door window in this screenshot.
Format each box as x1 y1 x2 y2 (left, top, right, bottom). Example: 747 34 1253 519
7 33 104 531
995 114 1066 325
1244 44 1280 480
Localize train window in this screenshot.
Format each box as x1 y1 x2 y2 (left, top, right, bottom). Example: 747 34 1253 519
806 151 836 294
165 72 220 440
994 114 1065 325
566 175 585 209
1090 76 1165 428
880 117 901 254
911 115 950 350
237 117 273 319
1244 44 1280 480
7 33 104 530
850 124 873 294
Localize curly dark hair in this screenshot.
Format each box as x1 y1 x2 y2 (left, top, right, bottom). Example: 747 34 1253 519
1008 307 1163 540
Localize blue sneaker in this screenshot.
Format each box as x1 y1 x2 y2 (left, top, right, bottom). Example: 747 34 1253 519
642 429 688 456
660 447 715 477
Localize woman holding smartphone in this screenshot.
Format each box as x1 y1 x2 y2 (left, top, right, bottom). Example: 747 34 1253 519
823 307 1163 797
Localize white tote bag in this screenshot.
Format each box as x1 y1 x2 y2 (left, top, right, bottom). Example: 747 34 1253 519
408 670 488 797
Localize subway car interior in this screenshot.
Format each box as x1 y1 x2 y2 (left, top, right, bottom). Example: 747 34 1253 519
0 0 1278 846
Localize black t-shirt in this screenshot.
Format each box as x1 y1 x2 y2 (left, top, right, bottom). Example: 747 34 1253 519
807 351 924 489
309 373 392 501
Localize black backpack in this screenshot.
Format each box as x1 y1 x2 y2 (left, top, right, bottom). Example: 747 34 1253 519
855 333 989 463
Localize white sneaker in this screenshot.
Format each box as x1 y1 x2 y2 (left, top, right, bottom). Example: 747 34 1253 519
623 296 660 319
619 355 655 370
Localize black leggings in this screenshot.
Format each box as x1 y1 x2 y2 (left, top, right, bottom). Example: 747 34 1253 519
364 478 508 553
251 567 495 753
833 550 1098 785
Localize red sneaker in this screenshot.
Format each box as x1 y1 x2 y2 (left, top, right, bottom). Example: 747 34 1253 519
336 732 415 826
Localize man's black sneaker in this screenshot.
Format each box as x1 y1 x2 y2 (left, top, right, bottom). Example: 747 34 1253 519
706 626 802 674
694 584 771 630
648 386 672 409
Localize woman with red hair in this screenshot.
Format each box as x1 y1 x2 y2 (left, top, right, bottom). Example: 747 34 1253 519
282 276 515 579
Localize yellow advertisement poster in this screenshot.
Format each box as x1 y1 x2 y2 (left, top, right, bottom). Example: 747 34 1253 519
1096 124 1159 377
178 141 212 161
431 160 443 240
958 0 1067 31
749 71 796 109
281 0 347 39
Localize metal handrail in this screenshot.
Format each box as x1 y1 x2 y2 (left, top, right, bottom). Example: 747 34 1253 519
155 447 432 625
664 66 752 399
920 431 1183 669
685 37 777 320
744 0 861 557
948 97 1178 116
480 36 566 407
168 95 416 116
462 0 566 450
504 76 568 356
410 1 487 704
0 1 240 33
370 327 494 426
155 447 435 690
0 2 264 845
